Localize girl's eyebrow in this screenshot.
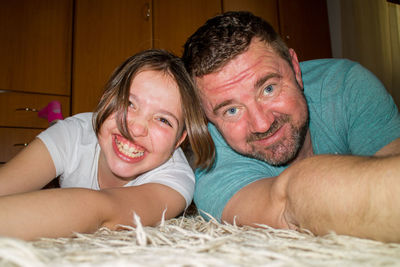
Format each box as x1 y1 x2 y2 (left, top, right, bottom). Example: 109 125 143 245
158 109 180 127
254 73 281 89
129 94 138 102
130 94 180 127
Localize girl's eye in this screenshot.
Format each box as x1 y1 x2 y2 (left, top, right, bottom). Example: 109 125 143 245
158 117 172 127
225 107 238 116
128 101 135 109
263 85 274 95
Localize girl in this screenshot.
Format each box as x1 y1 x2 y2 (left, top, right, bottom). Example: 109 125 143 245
0 49 214 240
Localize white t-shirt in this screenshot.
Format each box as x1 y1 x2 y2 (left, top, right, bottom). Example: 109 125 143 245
37 113 195 208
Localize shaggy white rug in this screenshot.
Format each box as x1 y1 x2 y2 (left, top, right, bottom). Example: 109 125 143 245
1 214 399 267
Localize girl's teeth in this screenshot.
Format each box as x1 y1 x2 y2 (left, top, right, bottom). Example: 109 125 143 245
115 138 144 158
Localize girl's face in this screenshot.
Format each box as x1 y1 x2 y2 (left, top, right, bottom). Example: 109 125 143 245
98 70 187 183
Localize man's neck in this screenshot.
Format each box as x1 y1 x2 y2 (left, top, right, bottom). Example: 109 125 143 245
293 130 314 163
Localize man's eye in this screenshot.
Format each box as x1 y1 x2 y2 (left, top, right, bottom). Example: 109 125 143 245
263 85 274 95
225 107 238 116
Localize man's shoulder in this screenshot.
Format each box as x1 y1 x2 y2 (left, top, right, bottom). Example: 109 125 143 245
207 123 229 146
300 58 358 79
300 58 356 69
300 59 365 101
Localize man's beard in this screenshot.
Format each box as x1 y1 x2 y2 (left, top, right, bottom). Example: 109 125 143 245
245 114 309 166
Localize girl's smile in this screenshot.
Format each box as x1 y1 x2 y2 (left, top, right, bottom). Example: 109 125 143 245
112 134 145 163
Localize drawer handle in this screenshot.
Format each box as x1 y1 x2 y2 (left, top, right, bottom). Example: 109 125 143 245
13 143 29 147
143 2 150 20
15 108 38 112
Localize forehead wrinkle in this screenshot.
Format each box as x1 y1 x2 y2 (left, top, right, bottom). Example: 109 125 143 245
207 59 264 116
205 58 262 93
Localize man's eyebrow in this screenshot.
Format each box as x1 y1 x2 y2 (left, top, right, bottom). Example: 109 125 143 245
254 73 282 89
213 99 234 115
212 73 282 115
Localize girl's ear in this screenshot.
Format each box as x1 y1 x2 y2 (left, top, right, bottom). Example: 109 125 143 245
175 130 188 149
289 48 304 89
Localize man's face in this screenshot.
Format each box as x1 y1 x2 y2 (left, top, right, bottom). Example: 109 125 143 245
196 39 309 166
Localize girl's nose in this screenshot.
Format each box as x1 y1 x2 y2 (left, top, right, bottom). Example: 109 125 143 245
128 117 148 137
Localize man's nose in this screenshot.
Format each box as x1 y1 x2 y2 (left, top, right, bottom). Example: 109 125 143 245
248 103 273 133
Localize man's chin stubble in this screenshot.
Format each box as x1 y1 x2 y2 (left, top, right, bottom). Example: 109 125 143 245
247 122 308 167
249 141 298 167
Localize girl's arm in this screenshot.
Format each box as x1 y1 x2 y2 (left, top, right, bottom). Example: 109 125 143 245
0 183 186 240
0 138 57 196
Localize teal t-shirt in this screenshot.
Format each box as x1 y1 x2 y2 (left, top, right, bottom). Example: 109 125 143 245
194 59 400 221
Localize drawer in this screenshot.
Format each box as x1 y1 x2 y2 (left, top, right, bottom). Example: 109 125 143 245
0 91 70 128
0 128 43 163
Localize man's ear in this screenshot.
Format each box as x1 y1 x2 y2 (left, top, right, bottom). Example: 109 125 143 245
289 48 304 89
175 130 188 149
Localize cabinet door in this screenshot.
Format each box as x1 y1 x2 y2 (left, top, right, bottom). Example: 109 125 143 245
278 0 332 61
0 91 70 128
153 0 221 56
0 0 73 95
223 0 280 33
0 128 43 163
72 0 152 114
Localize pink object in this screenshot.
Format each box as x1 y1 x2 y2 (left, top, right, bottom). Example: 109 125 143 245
38 100 63 123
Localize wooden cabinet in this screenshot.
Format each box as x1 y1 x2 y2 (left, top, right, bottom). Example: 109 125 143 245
70 0 333 114
223 0 280 34
0 91 70 163
0 128 43 163
0 0 73 163
278 0 331 61
153 0 221 56
0 0 73 94
0 92 70 129
72 0 222 114
72 0 153 114
223 0 332 61
0 0 332 163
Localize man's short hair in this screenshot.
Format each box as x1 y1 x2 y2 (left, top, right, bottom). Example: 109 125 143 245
182 11 292 78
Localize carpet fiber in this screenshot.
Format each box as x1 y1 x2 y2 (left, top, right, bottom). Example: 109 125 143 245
1 215 399 266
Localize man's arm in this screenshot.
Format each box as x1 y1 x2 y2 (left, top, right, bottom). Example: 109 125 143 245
221 177 289 229
222 139 400 242
283 153 400 242
375 137 400 157
0 184 185 240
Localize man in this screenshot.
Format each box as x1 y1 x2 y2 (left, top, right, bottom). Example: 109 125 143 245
182 11 400 242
